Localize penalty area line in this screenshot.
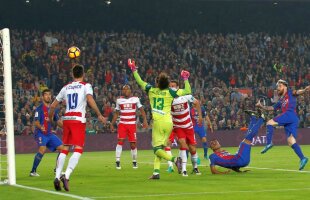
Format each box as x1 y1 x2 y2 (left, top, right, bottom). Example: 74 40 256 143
14 184 93 200
88 187 310 199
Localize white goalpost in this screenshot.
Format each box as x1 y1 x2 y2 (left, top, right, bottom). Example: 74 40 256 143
0 28 16 185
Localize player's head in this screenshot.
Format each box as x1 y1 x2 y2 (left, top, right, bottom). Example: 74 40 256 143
41 89 52 104
276 79 288 96
72 64 84 79
122 84 131 97
210 139 221 151
169 80 179 90
156 72 170 90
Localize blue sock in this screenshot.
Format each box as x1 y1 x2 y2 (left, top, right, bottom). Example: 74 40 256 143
248 116 258 129
31 153 44 173
266 125 274 145
291 143 305 160
245 118 264 141
186 150 189 158
202 142 208 157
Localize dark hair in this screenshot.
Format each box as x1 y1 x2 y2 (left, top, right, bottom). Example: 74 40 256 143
72 64 84 78
157 72 170 90
42 89 51 96
170 80 179 86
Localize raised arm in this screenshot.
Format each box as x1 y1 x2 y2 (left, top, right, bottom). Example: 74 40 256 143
128 59 149 91
210 165 231 175
293 86 310 96
176 70 192 96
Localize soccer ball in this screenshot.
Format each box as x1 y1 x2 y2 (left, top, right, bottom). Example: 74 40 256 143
67 46 81 59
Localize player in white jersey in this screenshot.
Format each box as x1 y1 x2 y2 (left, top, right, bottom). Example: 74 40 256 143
169 80 203 176
49 65 106 191
110 85 148 169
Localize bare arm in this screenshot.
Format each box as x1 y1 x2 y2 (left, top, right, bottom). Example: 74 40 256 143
205 115 213 133
139 107 148 128
57 120 63 128
110 110 119 132
210 165 231 175
49 100 60 123
193 99 203 126
34 120 46 132
87 95 106 124
256 100 275 111
293 86 310 96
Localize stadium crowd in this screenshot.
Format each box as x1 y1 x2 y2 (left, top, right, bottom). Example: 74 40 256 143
10 30 310 135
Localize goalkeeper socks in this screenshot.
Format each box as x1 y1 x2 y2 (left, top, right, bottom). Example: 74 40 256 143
165 147 173 167
180 149 187 172
153 156 161 173
155 149 172 161
116 144 123 162
131 148 137 161
291 143 305 160
191 152 198 168
31 152 43 173
266 125 274 145
55 151 68 179
65 150 82 180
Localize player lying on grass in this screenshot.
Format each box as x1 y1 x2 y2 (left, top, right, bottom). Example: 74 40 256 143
209 110 265 174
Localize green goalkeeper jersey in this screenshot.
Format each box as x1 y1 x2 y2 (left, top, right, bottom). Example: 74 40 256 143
133 71 191 121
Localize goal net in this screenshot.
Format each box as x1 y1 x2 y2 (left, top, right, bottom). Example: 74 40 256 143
0 28 16 185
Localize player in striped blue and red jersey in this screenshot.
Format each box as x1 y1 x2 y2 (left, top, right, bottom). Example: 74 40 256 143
190 103 213 159
256 79 310 170
209 111 265 174
30 89 63 177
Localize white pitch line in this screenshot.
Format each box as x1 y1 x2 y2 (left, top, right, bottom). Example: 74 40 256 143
88 187 310 199
138 161 310 173
14 184 93 200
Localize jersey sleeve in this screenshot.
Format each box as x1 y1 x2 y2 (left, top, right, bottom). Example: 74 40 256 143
136 98 143 109
183 95 195 103
115 99 120 111
176 80 192 97
133 71 153 93
56 87 66 102
85 83 93 96
34 107 40 121
201 106 207 118
209 154 215 166
273 101 281 111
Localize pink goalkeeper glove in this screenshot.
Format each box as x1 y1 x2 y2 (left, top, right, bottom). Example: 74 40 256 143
127 59 137 72
180 70 190 80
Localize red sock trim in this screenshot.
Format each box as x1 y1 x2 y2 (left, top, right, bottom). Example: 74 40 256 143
164 147 171 151
180 148 188 151
117 141 124 145
61 150 69 155
130 146 137 150
190 151 196 155
74 149 83 154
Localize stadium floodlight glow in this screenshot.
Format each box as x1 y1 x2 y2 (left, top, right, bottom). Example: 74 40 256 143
105 0 111 5
25 0 30 3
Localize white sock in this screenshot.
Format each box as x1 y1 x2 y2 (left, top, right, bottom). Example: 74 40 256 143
131 148 137 162
116 144 122 162
166 149 173 167
55 153 67 179
191 153 198 168
180 150 187 172
65 152 81 180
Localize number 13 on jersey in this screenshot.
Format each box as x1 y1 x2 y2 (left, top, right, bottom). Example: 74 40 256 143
153 97 164 110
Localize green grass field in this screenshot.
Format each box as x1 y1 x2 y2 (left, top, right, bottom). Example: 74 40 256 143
1 146 310 200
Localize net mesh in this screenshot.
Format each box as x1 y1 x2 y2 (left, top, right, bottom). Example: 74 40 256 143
0 30 8 184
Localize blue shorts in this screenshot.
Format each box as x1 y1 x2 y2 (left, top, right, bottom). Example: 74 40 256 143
193 125 207 139
34 132 62 152
273 112 299 138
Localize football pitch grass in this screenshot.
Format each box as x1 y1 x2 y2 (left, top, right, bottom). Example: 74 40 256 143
1 145 310 200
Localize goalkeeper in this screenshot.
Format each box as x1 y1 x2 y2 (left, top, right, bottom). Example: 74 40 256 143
127 59 191 179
